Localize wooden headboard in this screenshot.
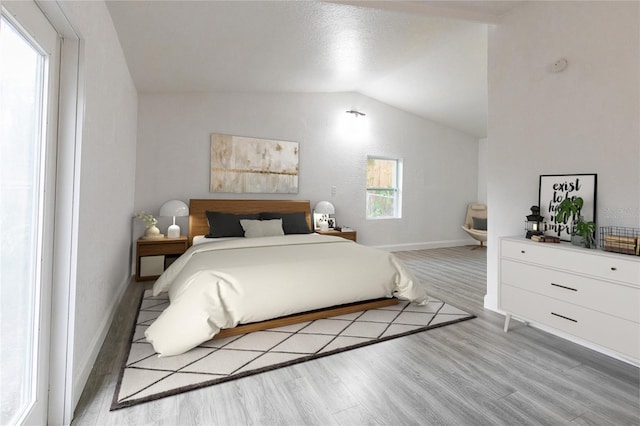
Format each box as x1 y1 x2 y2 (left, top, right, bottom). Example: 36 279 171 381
188 199 312 246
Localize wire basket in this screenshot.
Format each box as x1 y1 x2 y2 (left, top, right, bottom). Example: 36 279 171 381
599 226 640 256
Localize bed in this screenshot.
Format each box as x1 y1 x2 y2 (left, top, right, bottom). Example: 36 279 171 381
145 199 429 357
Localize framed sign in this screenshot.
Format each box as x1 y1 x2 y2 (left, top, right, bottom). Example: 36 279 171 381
539 174 597 241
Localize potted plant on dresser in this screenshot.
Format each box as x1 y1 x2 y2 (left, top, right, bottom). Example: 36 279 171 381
555 197 596 248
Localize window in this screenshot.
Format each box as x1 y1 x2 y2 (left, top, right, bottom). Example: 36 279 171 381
366 156 402 219
1 4 59 424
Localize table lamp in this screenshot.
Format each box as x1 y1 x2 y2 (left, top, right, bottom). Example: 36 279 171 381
160 199 189 238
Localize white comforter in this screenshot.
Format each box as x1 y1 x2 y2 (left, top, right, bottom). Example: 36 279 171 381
146 234 428 356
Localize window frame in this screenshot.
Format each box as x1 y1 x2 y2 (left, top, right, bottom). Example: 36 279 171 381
365 155 403 220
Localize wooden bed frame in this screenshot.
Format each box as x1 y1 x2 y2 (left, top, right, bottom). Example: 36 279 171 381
186 198 398 339
188 198 313 246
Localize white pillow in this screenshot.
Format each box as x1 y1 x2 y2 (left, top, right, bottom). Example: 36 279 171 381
240 219 285 238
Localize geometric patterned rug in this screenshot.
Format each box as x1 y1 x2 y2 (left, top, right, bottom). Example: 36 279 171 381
111 290 475 410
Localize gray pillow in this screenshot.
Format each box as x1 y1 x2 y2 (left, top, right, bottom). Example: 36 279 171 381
205 211 260 237
240 219 285 238
472 217 487 231
260 212 311 234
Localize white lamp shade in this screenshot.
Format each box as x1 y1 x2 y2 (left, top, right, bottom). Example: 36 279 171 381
314 201 335 215
159 199 189 217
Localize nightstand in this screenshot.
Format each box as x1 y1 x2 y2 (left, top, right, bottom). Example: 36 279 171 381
136 236 188 281
316 229 357 242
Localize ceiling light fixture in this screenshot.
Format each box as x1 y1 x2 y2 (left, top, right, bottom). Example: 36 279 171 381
345 110 366 117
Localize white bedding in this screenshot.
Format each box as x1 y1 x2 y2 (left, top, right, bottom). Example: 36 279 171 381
145 234 429 356
191 233 324 245
191 235 240 245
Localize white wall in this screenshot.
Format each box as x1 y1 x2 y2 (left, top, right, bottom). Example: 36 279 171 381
477 137 487 204
486 1 640 310
62 0 138 409
135 92 479 249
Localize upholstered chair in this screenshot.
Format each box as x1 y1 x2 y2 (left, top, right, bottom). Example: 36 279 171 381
462 203 487 249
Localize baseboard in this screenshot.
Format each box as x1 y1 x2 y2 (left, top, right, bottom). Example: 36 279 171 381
72 274 131 410
374 238 476 252
483 293 498 312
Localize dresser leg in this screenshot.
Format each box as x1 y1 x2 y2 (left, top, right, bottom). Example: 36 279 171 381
503 313 511 332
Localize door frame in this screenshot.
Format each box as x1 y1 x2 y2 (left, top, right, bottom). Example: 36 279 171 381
33 1 84 424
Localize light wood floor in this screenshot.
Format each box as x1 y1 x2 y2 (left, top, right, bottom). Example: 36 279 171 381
72 245 640 425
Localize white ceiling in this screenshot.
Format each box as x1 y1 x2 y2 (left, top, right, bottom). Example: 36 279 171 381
106 1 522 138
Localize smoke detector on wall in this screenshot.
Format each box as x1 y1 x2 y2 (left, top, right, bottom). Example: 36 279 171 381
551 58 568 73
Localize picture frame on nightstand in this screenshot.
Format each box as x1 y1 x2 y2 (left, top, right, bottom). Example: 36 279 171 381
314 213 336 230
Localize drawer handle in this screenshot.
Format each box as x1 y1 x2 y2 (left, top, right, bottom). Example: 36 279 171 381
551 312 577 323
551 283 577 292
611 267 617 271
520 250 525 254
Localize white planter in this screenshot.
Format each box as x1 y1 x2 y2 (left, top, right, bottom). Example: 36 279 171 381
145 225 160 238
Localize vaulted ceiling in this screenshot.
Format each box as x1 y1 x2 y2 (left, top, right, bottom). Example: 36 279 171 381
106 1 522 138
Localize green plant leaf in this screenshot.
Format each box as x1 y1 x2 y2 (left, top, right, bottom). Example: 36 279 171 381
555 197 584 223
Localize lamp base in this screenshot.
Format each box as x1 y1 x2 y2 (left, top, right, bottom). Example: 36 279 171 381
167 224 180 238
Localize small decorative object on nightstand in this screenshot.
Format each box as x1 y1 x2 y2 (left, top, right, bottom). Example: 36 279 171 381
160 199 189 238
136 236 188 281
135 211 164 239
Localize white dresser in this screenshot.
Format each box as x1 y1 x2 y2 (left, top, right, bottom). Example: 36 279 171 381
500 237 640 365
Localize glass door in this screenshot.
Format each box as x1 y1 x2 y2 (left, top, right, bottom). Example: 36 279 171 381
0 1 59 424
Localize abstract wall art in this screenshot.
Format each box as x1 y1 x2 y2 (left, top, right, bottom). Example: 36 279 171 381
210 133 299 193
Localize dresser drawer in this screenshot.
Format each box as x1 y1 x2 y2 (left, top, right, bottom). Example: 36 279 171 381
501 239 640 285
501 285 640 359
501 259 640 323
138 241 187 256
